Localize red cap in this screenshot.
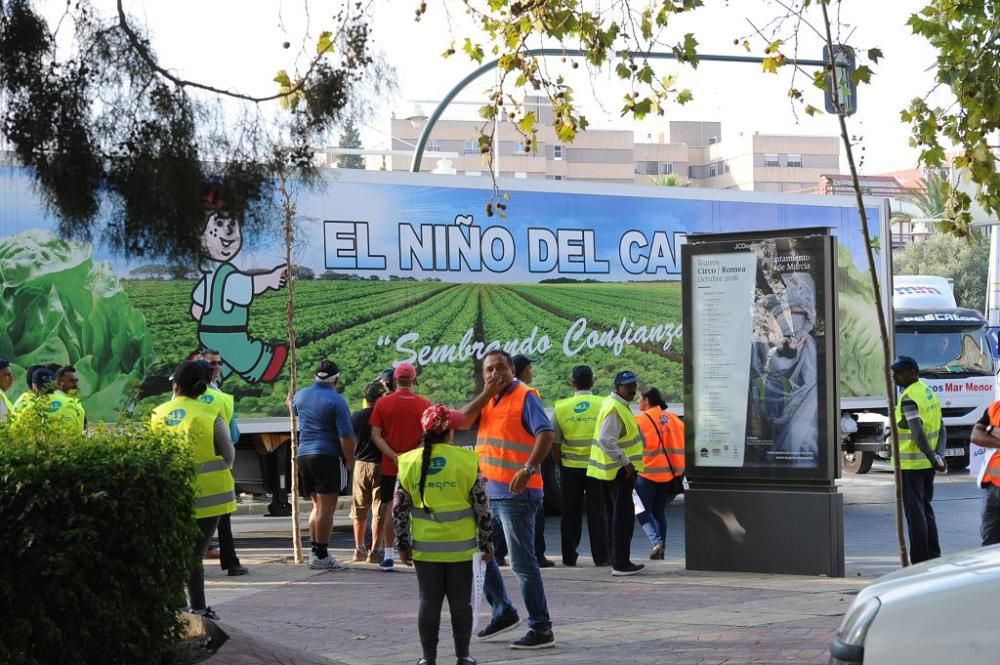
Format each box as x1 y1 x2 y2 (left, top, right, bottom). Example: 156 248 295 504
393 362 417 379
421 403 464 434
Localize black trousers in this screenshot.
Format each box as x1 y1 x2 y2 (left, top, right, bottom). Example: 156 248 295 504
217 514 241 569
493 508 547 562
604 468 636 569
901 468 941 564
559 465 609 565
982 484 1000 546
189 516 221 611
414 560 474 661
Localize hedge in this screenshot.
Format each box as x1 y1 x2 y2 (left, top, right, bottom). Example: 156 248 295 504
0 407 199 665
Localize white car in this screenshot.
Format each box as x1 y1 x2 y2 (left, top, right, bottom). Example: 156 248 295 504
830 545 1000 664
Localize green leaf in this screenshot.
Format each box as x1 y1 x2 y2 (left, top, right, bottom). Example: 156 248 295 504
518 111 537 134
676 89 693 105
316 31 333 56
463 38 485 63
851 65 873 85
867 47 884 64
273 70 291 87
804 104 821 116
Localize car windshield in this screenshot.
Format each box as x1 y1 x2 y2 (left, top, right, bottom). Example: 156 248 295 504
895 328 995 376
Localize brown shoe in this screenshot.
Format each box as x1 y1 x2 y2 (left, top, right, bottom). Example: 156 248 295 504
204 546 220 560
367 550 384 564
352 548 367 563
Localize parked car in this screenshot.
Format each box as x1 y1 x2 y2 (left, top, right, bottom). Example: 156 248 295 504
829 545 1000 664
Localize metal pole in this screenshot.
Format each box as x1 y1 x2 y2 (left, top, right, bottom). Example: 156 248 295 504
410 49 827 172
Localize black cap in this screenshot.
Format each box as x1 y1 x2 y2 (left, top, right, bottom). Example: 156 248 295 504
315 360 340 380
31 367 55 389
613 370 638 386
891 355 919 372
572 365 593 383
512 354 534 376
0 358 9 371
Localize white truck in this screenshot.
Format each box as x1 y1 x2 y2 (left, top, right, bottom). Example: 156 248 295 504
841 275 995 474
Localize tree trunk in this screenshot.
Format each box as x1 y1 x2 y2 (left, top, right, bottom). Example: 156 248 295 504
279 174 304 564
820 2 909 567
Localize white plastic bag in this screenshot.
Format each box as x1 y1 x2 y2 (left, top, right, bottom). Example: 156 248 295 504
471 551 487 633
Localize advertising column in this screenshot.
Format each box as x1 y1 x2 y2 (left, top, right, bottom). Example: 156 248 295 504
682 228 843 577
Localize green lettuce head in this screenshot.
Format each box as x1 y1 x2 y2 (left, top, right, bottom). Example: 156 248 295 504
0 230 154 421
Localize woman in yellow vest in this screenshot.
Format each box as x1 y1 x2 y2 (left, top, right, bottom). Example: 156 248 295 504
151 361 237 621
394 403 494 665
634 388 685 561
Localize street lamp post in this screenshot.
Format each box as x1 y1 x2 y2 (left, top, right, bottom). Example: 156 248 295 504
409 48 827 173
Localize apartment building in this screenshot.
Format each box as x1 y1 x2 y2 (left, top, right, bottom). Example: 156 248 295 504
385 101 841 192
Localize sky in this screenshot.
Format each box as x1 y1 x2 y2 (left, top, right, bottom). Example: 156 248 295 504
83 1 948 175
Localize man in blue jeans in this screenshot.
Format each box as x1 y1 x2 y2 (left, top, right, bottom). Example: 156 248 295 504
460 350 556 650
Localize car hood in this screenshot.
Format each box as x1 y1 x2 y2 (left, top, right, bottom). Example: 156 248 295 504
857 544 1000 605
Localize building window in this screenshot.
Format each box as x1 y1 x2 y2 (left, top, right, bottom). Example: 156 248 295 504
708 136 718 145
514 171 528 179
553 145 563 160
464 140 478 155
428 139 441 152
661 162 673 175
554 175 563 180
688 165 695 178
763 153 779 167
465 171 482 177
514 141 528 154
787 153 803 168
645 161 658 176
709 164 717 177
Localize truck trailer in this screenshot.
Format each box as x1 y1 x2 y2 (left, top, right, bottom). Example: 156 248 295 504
0 167 924 507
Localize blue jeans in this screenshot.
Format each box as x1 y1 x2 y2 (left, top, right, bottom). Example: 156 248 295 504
634 476 677 548
483 497 552 633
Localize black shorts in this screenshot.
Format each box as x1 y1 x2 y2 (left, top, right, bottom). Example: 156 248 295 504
298 454 348 498
380 474 398 503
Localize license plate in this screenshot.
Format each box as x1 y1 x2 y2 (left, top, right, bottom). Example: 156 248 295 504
944 448 965 457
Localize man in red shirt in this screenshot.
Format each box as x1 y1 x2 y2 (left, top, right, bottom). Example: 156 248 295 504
371 362 431 571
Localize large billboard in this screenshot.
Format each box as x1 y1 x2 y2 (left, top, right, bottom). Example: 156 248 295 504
0 168 886 421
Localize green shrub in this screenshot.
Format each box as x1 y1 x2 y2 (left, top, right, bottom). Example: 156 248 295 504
0 407 199 665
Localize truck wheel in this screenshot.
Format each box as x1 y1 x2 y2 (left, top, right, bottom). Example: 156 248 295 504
843 450 874 474
946 454 969 471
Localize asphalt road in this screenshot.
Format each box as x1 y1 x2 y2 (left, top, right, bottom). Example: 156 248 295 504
228 463 986 580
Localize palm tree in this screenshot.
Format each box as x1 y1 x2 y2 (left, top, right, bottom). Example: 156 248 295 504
902 170 953 227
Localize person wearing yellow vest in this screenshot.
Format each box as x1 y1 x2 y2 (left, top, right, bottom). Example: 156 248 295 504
394 403 494 665
54 366 87 430
587 370 645 576
968 396 1000 546
458 349 555 650
890 355 946 564
634 387 684 561
0 358 15 421
552 364 609 567
198 354 249 577
151 360 237 621
12 367 86 433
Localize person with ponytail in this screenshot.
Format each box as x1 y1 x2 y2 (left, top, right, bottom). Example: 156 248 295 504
634 387 685 560
393 403 493 665
151 360 237 621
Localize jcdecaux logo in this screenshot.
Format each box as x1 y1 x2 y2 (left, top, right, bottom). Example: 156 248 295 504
428 457 447 475
165 409 186 426
574 401 591 413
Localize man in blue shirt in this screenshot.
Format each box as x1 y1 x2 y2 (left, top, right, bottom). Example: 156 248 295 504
292 360 356 570
460 350 556 651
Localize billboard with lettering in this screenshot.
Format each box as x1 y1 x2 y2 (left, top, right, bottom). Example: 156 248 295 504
0 168 888 420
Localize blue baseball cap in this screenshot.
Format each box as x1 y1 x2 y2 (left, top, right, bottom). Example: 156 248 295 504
613 370 638 386
890 355 919 372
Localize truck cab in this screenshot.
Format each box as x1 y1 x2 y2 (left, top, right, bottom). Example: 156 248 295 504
892 276 995 470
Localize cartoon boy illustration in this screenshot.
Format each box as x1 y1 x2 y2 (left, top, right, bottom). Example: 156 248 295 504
191 209 289 384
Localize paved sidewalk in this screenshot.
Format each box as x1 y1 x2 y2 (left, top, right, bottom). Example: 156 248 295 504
205 545 862 665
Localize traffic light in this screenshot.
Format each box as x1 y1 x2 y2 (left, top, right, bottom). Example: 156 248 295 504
823 45 857 116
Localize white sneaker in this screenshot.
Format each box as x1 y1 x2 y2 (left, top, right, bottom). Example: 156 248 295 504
308 553 347 570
